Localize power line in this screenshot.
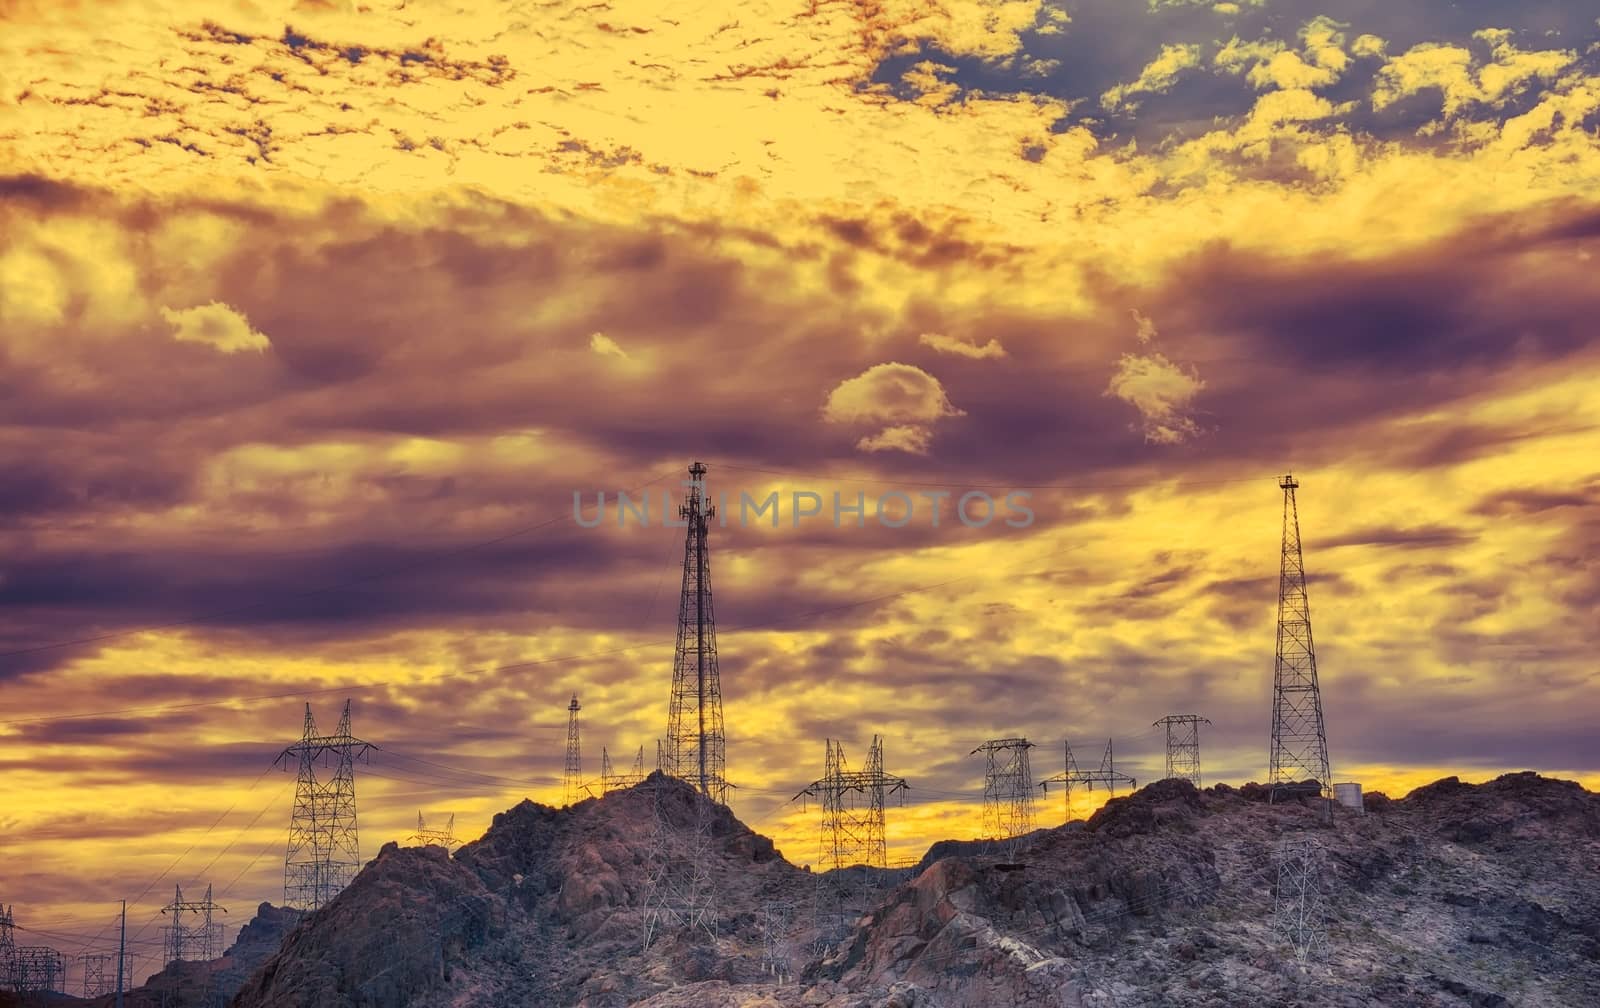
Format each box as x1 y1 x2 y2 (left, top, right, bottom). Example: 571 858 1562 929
0 468 681 662
0 531 1089 730
710 460 1276 491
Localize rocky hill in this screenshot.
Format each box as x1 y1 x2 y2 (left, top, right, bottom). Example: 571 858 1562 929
223 770 1599 1008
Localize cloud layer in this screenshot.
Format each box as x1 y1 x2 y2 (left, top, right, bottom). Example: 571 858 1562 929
0 0 1597 979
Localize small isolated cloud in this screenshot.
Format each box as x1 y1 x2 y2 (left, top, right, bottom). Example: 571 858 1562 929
1106 313 1204 445
919 331 1007 359
160 302 270 353
1102 43 1202 110
1130 309 1158 344
1107 353 1206 444
822 362 964 455
589 331 630 359
856 424 935 454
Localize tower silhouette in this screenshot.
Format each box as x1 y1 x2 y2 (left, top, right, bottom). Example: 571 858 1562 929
1268 475 1332 809
565 694 582 806
276 700 373 911
664 461 726 804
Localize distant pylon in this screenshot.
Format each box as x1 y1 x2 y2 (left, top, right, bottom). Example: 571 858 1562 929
1273 834 1329 962
161 884 225 963
0 904 15 990
1268 475 1333 815
793 736 910 945
793 736 910 871
565 694 583 806
275 700 374 911
1154 715 1211 786
759 899 794 982
79 953 114 998
972 738 1035 842
1039 738 1136 824
410 812 458 849
640 773 717 949
664 461 727 804
602 745 647 793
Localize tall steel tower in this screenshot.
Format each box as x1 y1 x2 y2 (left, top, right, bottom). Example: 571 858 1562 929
665 461 726 804
276 700 373 911
565 694 583 806
1154 714 1211 786
1268 475 1332 806
972 738 1036 841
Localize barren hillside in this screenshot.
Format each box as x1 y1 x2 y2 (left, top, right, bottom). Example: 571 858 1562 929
220 771 1599 1008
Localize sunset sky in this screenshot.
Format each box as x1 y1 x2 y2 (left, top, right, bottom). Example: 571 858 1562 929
2 0 1598 984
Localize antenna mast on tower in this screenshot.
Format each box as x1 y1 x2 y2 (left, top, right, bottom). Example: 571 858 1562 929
664 461 726 804
1267 475 1333 814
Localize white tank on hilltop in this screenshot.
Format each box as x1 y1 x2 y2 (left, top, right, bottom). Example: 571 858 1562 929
1334 781 1364 813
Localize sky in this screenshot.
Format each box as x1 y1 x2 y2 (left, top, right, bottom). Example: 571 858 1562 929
2 0 1598 985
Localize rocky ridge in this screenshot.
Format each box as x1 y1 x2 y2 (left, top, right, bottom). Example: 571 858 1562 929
225 771 1600 1007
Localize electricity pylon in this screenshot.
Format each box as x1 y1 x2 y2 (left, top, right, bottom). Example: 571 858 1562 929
410 812 458 849
161 884 225 962
1268 475 1333 816
793 737 909 870
1039 738 1136 824
1154 714 1211 786
276 700 374 911
972 738 1036 842
640 772 717 949
602 745 646 793
664 461 726 804
565 694 583 806
1274 833 1330 963
793 736 910 945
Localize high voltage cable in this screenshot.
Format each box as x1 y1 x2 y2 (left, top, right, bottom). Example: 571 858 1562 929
710 460 1276 491
0 532 1091 729
0 467 683 661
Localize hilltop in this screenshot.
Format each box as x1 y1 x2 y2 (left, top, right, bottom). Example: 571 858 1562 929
212 769 1600 1007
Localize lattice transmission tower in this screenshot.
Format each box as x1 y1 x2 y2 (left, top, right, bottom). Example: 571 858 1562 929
0 904 14 990
664 461 726 804
161 884 224 963
1154 714 1211 786
1039 738 1136 824
410 812 458 849
973 738 1036 843
79 953 113 998
793 737 909 871
601 745 646 793
1274 833 1330 963
565 694 583 806
276 700 374 911
793 736 910 946
640 772 718 949
1268 475 1333 812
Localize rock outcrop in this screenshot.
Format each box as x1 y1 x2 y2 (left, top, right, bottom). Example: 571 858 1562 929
226 771 1600 1007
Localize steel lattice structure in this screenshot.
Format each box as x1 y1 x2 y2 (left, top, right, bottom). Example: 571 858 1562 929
973 738 1036 841
79 953 113 998
759 899 794 982
1154 714 1211 786
640 772 718 949
1274 833 1330 962
11 947 65 994
1268 475 1333 809
601 745 647 793
1039 739 1137 824
276 700 374 912
0 904 14 991
410 812 458 849
565 694 583 806
664 462 727 805
794 737 910 945
161 884 225 964
793 737 909 871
